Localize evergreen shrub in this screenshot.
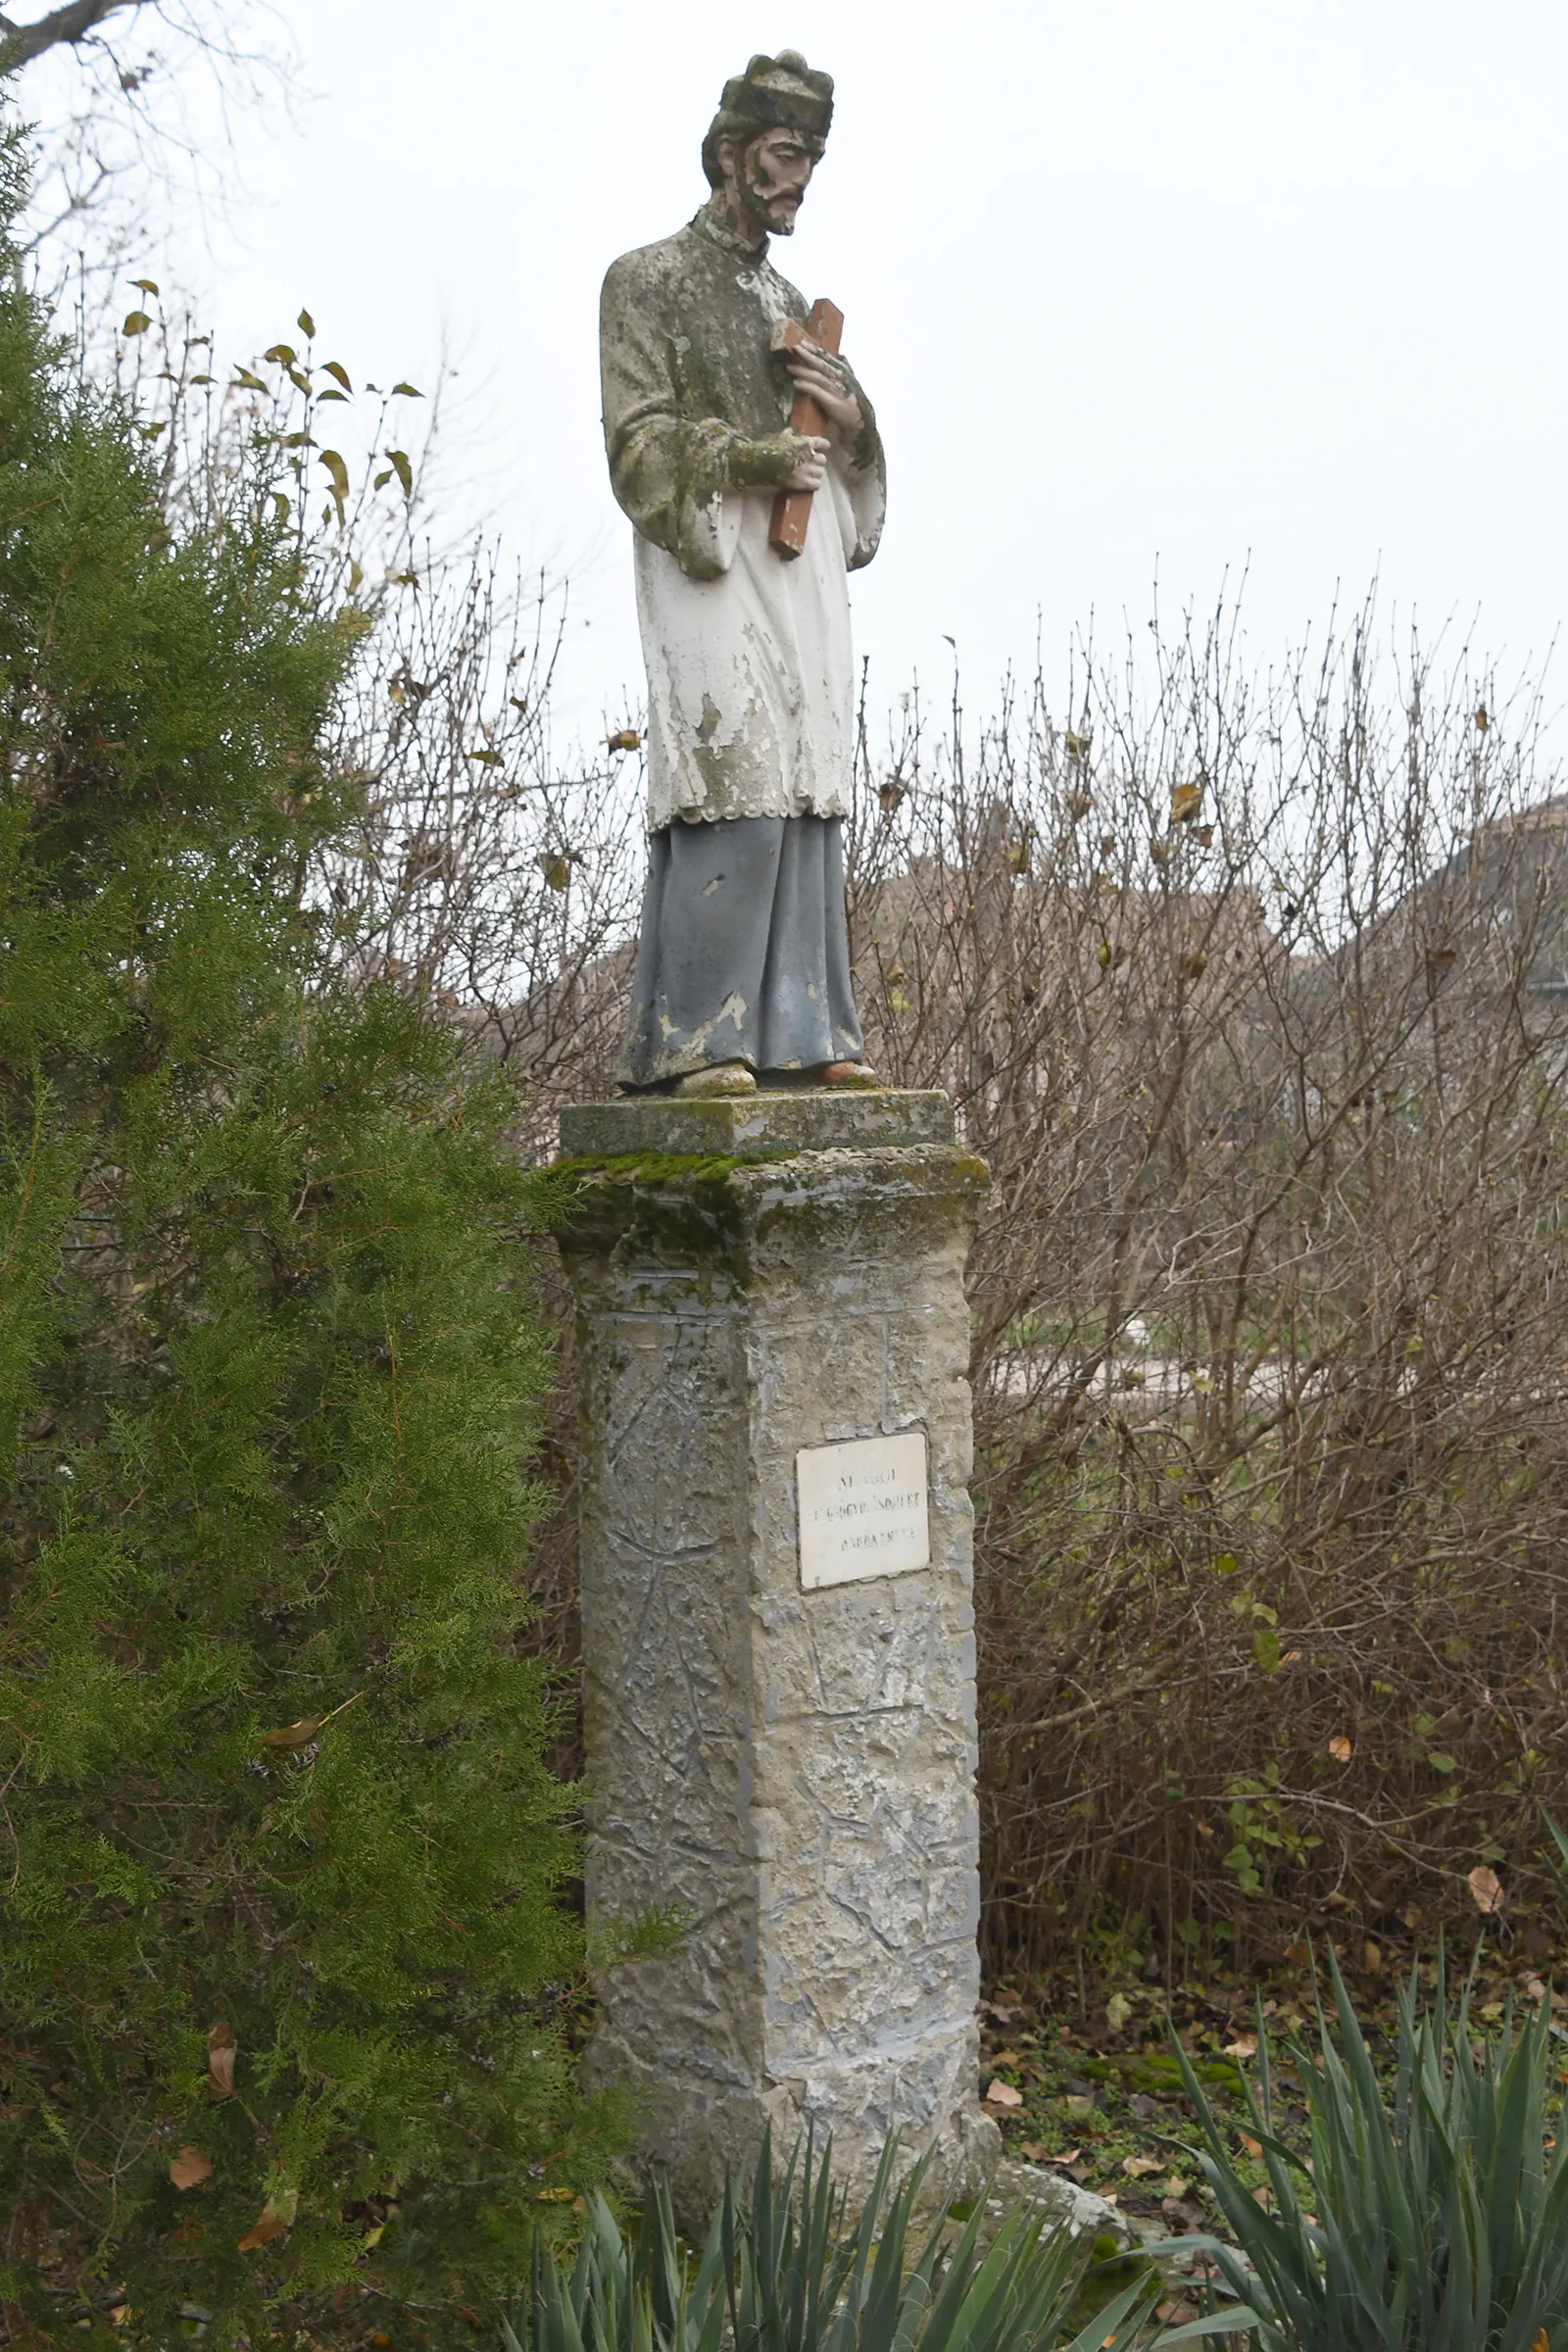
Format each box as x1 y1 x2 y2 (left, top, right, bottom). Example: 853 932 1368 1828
0 136 615 2345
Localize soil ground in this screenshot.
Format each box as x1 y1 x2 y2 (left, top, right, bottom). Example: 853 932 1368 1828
979 1927 1564 2246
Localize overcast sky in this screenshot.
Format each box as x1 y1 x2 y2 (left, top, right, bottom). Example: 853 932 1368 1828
49 0 1568 745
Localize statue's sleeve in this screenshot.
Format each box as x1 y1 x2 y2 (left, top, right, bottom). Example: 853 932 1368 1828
829 369 886 572
600 255 747 582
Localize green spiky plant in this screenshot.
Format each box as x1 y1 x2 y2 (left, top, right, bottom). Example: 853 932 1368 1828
505 2129 1234 2352
0 113 619 2348
1163 1948 1568 2352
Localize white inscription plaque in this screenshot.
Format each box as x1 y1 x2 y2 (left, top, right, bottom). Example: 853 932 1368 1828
796 1431 931 1590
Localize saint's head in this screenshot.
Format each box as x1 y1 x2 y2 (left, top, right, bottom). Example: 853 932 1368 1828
703 50 834 244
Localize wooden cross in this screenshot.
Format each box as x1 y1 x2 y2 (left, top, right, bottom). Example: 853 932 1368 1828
768 297 844 559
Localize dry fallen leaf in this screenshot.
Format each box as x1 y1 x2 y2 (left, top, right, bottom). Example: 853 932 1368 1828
1469 1864 1505 1915
260 1716 325 1752
1122 2154 1162 2176
169 2145 212 2191
1225 2034 1259 2060
207 2021 236 2097
1017 2139 1049 2162
238 2186 298 2252
1363 1939 1384 1974
1328 1735 1353 1763
1239 2131 1263 2158
984 2079 1023 2108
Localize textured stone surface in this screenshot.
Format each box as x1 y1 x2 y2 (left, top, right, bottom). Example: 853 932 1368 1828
557 1102 998 2213
559 1088 954 1162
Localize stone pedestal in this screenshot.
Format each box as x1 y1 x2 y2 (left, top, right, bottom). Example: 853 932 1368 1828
556 1091 999 2213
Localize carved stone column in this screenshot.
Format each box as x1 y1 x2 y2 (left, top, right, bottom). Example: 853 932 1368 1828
556 1091 998 2212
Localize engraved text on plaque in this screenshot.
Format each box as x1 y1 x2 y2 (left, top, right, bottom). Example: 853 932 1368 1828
796 1430 931 1589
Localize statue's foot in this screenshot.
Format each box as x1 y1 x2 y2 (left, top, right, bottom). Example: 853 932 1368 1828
817 1060 879 1088
673 1061 758 1097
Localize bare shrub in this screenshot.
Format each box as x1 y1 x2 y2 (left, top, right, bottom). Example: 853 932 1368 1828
320 550 1568 1969
852 606 1568 1968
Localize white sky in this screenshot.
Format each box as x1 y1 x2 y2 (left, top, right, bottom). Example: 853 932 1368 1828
45 0 1568 743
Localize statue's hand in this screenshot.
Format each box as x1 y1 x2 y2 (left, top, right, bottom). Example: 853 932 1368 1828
785 343 865 449
784 435 830 491
727 430 829 492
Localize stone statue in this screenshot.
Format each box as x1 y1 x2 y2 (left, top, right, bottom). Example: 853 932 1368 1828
600 50 884 1096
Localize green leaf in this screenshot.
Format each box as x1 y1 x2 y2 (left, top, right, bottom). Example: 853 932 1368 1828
263 342 297 367
391 380 423 397
386 448 414 498
318 449 351 505
122 311 152 336
232 368 268 392
1154 2311 1263 2343
129 276 159 295
297 308 316 337
1252 1625 1281 1673
322 361 352 391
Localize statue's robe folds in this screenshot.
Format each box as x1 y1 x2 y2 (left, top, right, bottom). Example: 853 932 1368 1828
600 209 886 1085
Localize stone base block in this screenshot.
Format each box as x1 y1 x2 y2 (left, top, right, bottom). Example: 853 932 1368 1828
557 1092 999 2217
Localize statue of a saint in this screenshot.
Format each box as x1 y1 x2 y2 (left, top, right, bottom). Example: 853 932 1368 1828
600 50 884 1095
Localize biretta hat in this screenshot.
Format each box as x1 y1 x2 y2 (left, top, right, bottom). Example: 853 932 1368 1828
712 50 834 143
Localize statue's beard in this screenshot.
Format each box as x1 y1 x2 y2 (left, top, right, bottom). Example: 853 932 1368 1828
745 183 801 236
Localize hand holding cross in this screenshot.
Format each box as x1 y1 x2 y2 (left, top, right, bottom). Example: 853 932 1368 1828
769 299 863 557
